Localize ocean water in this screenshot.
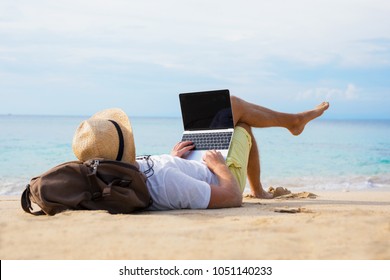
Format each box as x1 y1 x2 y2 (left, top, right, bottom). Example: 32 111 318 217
0 115 389 195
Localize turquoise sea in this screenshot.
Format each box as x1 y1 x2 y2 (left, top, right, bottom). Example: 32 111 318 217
0 115 389 195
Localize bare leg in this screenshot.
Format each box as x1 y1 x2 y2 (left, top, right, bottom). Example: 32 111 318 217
237 123 273 199
246 125 273 198
231 96 329 135
231 97 329 199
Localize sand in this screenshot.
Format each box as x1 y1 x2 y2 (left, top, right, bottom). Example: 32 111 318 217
1 189 389 260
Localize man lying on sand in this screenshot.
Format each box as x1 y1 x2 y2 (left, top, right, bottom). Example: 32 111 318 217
72 95 329 210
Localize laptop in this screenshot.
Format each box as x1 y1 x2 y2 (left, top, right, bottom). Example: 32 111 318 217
179 89 235 161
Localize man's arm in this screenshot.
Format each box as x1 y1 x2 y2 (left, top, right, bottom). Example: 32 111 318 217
203 150 242 209
170 142 242 209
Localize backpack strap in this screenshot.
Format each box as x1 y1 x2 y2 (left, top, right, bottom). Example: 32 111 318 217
21 185 45 216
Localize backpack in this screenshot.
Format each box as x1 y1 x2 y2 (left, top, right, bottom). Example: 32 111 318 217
21 158 152 215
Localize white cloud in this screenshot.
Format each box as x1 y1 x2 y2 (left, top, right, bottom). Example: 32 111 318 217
1 0 390 69
297 83 359 101
345 84 359 100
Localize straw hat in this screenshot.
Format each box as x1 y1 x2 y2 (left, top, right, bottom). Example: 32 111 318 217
72 108 136 164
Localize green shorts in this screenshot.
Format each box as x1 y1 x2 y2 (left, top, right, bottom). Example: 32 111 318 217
226 126 252 193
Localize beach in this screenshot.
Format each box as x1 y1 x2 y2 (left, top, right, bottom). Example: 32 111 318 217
1 189 389 260
1 117 389 260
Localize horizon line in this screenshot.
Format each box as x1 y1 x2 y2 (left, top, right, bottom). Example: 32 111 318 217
0 113 389 122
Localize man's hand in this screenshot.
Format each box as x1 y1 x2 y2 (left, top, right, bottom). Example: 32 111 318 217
202 150 226 173
170 141 195 158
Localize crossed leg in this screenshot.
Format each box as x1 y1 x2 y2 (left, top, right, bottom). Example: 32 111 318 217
230 96 329 198
231 96 329 135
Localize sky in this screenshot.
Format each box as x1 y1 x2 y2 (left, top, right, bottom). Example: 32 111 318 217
0 0 389 119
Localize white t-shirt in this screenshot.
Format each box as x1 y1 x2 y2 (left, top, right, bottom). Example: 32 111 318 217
136 155 218 211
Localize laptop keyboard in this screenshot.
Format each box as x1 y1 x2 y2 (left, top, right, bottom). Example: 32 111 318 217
181 132 232 150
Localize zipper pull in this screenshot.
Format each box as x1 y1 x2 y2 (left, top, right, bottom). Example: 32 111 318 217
90 159 100 174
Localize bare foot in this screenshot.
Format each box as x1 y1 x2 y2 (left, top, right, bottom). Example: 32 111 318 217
289 102 329 136
247 189 274 199
261 190 274 199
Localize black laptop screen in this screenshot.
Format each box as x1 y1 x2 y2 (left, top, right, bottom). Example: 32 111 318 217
179 89 234 131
